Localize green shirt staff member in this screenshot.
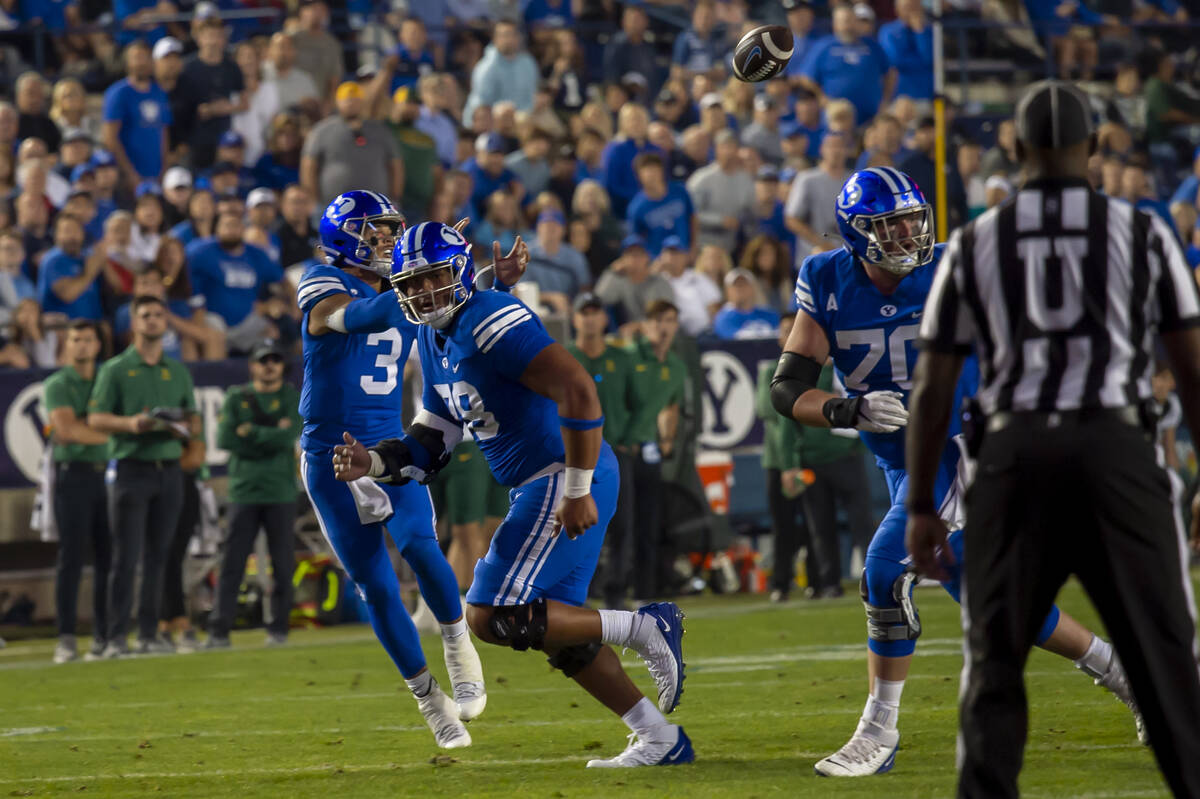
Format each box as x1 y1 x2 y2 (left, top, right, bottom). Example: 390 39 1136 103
42 320 112 663
87 295 197 658
624 299 686 601
566 291 638 608
210 341 301 647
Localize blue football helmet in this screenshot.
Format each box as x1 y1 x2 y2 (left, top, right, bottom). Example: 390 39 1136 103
835 167 934 276
318 190 406 276
390 221 476 328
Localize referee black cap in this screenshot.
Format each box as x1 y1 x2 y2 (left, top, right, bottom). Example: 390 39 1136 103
1015 80 1094 150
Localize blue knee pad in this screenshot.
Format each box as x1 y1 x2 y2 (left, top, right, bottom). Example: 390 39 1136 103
862 555 919 657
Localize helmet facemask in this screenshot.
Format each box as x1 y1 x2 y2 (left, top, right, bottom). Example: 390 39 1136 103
337 212 405 275
853 205 935 276
390 256 471 329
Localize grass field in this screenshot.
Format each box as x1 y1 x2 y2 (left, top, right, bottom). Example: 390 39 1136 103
0 580 1170 798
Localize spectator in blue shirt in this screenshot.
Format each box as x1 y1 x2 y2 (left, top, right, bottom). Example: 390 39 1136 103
414 74 458 169
113 0 170 46
463 132 524 220
713 268 780 340
672 0 724 81
0 231 36 326
385 17 436 94
102 41 171 186
798 4 895 126
746 166 796 260
524 0 572 28
253 113 303 191
603 5 664 96
1123 163 1180 241
855 113 908 169
879 0 934 103
462 21 540 123
527 209 591 310
185 210 284 350
627 152 694 258
601 103 662 218
21 0 80 34
169 189 216 247
783 0 825 82
37 214 104 321
1170 148 1200 207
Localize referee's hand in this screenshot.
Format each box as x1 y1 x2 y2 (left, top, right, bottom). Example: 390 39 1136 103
906 512 955 582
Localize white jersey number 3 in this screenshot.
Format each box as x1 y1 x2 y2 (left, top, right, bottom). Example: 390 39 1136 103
435 381 499 441
360 329 405 395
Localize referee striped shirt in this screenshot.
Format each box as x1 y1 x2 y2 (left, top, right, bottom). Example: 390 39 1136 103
918 178 1200 415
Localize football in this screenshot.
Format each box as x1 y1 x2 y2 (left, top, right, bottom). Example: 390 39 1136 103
731 24 794 83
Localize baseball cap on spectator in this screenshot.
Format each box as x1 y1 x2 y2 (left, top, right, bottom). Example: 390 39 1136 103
219 130 245 149
163 166 192 191
657 88 679 105
573 292 604 313
700 93 723 110
724 267 755 287
780 121 805 139
621 233 647 252
62 128 92 145
194 0 219 19
335 82 364 102
782 0 813 10
210 161 239 176
249 340 285 362
853 2 876 22
662 235 685 252
136 180 162 198
756 164 780 182
70 163 95 183
356 63 378 79
753 95 776 112
780 166 798 184
90 149 116 168
152 36 183 60
393 86 414 105
247 187 277 208
66 188 92 202
475 132 506 153
621 72 649 92
537 209 565 226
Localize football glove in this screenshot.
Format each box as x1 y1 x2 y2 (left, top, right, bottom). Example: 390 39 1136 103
822 391 909 433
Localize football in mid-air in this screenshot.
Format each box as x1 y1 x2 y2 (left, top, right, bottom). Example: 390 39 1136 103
731 25 794 83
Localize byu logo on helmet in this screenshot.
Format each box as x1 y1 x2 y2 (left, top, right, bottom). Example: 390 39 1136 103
318 190 405 276
835 167 935 277
390 222 477 329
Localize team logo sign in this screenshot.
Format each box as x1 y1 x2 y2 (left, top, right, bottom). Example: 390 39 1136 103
699 351 756 449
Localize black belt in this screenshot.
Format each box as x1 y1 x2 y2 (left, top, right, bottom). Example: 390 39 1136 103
985 405 1143 434
117 458 179 470
57 461 106 473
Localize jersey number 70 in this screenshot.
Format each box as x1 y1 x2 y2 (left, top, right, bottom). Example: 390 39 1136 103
836 324 921 391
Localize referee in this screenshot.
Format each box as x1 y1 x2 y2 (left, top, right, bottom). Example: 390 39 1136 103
905 80 1200 798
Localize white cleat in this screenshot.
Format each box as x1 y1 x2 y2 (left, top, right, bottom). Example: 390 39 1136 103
443 635 487 721
814 722 899 777
628 602 686 714
52 640 78 664
1089 652 1148 745
415 680 472 749
586 726 694 768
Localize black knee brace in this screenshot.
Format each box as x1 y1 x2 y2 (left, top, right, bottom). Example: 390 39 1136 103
547 643 603 678
488 597 548 651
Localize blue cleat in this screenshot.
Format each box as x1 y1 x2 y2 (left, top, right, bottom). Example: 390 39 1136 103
586 726 695 767
631 602 686 713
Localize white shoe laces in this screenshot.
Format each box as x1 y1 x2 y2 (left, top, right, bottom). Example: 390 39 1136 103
832 734 890 766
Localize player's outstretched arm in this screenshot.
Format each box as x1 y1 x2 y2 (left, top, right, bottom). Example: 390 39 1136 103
309 290 401 337
519 342 604 539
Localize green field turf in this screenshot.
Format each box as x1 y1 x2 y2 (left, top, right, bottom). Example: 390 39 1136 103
0 580 1170 798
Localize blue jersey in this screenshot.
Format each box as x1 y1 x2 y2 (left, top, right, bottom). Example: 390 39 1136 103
297 263 414 452
415 291 562 487
794 243 978 469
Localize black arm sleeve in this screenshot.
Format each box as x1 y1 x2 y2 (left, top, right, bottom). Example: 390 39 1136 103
769 351 823 419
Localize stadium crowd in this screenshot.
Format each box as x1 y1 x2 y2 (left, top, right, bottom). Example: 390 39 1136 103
2 0 1199 655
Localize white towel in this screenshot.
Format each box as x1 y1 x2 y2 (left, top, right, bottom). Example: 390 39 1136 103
31 449 58 543
347 476 394 524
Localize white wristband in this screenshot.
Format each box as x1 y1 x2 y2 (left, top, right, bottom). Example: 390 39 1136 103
563 467 593 499
368 450 385 478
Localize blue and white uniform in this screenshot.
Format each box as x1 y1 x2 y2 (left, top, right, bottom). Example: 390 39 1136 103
296 263 461 680
795 244 1061 657
410 288 620 608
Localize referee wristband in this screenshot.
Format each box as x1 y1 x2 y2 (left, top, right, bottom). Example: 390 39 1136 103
564 467 594 498
559 414 605 431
